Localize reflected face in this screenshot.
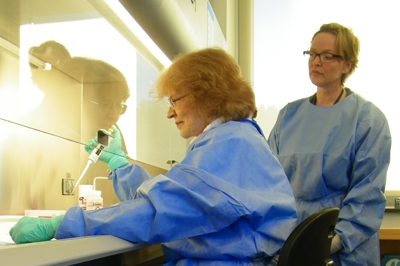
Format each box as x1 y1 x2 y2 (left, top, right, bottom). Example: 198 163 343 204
308 33 351 89
83 84 127 132
166 89 209 139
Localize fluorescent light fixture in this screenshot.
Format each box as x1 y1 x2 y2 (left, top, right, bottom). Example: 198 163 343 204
89 0 171 71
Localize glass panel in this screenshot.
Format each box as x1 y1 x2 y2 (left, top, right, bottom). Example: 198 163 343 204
0 0 187 214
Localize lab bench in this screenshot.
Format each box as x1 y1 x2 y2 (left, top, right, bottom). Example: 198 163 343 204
0 235 165 266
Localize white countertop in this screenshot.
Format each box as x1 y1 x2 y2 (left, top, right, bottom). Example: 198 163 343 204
0 215 22 246
0 235 151 266
0 215 163 265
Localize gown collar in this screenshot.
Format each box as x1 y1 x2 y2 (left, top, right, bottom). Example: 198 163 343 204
191 115 256 144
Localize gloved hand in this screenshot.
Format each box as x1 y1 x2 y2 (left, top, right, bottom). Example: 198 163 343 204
85 125 129 171
9 215 64 244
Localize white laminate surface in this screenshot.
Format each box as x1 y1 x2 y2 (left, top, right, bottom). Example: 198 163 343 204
0 216 22 246
0 235 148 266
381 211 400 229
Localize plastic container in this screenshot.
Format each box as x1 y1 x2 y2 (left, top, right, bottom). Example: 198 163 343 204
395 197 400 209
86 190 103 211
78 185 93 210
24 210 66 218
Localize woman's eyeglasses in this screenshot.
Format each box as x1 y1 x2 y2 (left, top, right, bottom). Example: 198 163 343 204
167 94 189 109
90 100 128 114
303 51 343 62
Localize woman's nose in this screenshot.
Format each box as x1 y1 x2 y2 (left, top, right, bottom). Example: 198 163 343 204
167 106 176 119
311 55 322 65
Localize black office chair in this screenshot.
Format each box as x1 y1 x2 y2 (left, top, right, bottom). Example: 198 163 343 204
277 207 340 266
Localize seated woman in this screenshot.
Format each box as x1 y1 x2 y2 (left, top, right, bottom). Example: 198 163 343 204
10 48 297 266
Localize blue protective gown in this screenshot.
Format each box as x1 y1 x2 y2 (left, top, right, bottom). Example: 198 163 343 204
268 90 391 266
55 120 298 265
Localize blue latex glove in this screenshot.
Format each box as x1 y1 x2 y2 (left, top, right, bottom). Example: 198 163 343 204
9 215 64 244
85 125 129 171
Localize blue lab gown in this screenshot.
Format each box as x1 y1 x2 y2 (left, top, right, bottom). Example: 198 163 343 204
268 91 391 266
55 120 298 265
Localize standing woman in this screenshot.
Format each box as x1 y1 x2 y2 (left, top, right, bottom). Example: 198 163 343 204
268 23 391 265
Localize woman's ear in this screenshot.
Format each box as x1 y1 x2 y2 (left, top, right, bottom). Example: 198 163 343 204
342 60 353 74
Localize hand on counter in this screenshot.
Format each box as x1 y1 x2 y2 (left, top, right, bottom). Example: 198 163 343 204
9 215 64 244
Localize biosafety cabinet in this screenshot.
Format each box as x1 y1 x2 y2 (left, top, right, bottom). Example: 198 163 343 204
0 0 230 213
0 0 230 264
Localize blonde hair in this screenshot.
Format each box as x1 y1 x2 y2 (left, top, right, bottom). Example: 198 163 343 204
29 40 71 67
153 48 256 122
312 23 360 85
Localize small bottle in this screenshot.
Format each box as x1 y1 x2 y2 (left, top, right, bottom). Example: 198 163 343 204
78 185 93 210
395 197 400 209
86 190 103 211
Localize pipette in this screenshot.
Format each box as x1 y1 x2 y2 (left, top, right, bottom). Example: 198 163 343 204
70 143 105 195
70 129 113 195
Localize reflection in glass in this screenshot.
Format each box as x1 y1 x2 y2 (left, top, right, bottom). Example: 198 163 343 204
0 1 185 214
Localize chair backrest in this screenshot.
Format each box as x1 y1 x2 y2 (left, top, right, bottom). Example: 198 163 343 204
277 207 340 266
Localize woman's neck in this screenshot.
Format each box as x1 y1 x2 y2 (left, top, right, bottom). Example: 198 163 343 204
314 86 346 106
